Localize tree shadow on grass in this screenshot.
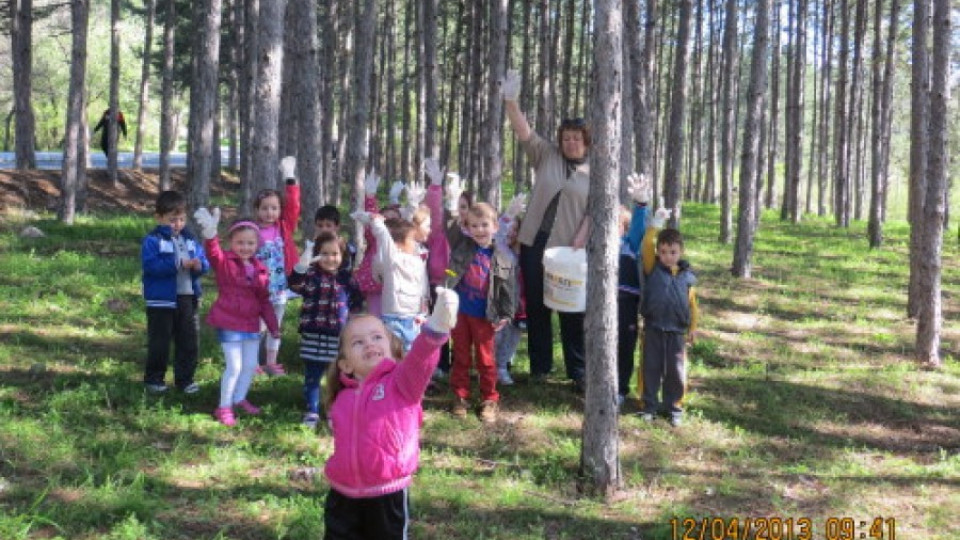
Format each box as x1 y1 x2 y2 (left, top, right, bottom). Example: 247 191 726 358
694 377 960 454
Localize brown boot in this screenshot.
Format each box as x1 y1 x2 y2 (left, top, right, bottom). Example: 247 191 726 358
451 396 469 418
478 400 498 423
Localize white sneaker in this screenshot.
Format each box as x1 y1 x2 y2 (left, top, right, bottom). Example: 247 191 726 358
497 368 514 385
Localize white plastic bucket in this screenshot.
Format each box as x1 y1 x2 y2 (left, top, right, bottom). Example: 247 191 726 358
542 246 587 312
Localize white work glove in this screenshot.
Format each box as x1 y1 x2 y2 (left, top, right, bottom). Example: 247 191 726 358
405 180 426 209
294 240 318 273
193 207 221 240
500 69 521 102
423 157 444 186
505 192 527 220
364 169 381 196
651 199 672 229
445 172 464 213
673 203 682 221
279 156 297 180
626 172 652 204
425 287 459 333
350 211 373 225
388 180 405 205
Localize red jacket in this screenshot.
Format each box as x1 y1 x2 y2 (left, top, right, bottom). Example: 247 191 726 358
204 237 279 334
279 182 301 273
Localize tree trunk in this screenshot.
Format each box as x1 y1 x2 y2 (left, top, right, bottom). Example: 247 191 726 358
158 0 176 191
663 0 693 225
718 0 737 242
422 0 438 160
580 0 622 498
702 0 717 203
915 0 948 369
832 0 850 227
186 0 223 215
848 0 867 221
907 0 930 318
225 0 240 171
635 0 658 184
278 3 298 159
732 0 770 278
559 0 576 117
288 0 322 236
239 0 259 205
877 0 900 223
59 0 90 224
537 0 555 135
480 0 507 207
12 0 36 169
343 0 377 215
817 0 834 216
107 0 121 186
133 0 155 170
386 0 398 180
246 0 286 212
765 0 781 209
781 0 806 223
320 1 336 203
867 0 884 247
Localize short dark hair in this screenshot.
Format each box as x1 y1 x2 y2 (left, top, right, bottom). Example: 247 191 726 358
656 228 684 249
155 190 186 215
384 217 415 244
314 205 341 225
313 230 346 257
557 118 592 147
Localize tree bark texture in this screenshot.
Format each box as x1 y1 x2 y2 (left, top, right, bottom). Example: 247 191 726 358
133 0 155 171
580 0 622 498
907 0 930 318
288 0 322 236
344 0 376 214
186 0 222 215
158 0 176 191
12 0 36 169
246 0 286 212
718 0 737 242
733 0 770 278
914 0 948 368
480 0 508 207
59 0 89 224
108 0 121 186
832 0 850 227
663 0 693 224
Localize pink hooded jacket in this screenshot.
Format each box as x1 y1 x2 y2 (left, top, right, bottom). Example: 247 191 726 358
323 328 448 498
204 237 279 334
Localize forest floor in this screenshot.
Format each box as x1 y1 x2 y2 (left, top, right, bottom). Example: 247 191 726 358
0 177 958 539
0 168 238 215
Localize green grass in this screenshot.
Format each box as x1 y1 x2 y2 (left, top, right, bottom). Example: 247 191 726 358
1 205 958 539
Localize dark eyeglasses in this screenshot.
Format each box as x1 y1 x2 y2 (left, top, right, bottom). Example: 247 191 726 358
560 117 586 128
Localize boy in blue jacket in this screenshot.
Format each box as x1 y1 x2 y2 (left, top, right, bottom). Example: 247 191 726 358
141 190 210 393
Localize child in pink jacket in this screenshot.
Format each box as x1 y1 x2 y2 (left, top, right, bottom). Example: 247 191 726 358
321 288 458 538
194 208 280 427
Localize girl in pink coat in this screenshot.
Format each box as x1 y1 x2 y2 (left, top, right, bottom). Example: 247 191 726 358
321 288 458 539
194 208 280 427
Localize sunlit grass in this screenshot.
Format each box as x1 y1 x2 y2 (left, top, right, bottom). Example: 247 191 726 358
0 206 958 539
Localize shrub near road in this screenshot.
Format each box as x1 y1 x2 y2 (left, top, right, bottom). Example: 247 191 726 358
0 198 958 539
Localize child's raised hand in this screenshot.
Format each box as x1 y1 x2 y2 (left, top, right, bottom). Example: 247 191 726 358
673 203 682 221
405 181 426 209
626 172 651 204
364 169 381 196
350 210 373 225
445 173 463 213
423 157 444 186
500 69 521 102
426 287 459 333
505 192 527 219
388 180 405 205
294 240 318 273
279 156 297 180
193 207 220 239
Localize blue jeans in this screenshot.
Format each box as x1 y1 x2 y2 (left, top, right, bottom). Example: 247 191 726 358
304 361 330 414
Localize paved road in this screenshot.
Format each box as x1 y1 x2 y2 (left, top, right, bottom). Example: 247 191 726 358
0 151 231 170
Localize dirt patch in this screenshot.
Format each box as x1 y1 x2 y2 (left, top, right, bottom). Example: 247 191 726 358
0 169 238 215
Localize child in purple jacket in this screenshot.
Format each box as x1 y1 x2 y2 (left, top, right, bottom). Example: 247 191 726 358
321 288 458 539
